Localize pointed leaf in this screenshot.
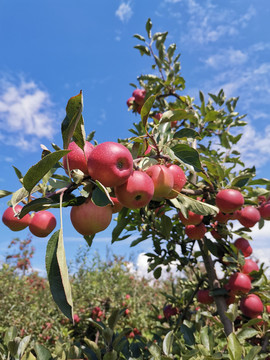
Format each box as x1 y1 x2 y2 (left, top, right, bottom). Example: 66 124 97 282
163 331 174 356
171 144 202 172
23 150 69 194
146 18 152 39
4 326 17 345
174 128 201 139
112 208 132 243
45 229 73 320
243 346 261 360
0 190 13 199
91 180 113 207
160 109 196 124
141 95 156 127
227 333 242 360
34 343 52 360
12 166 23 181
177 194 219 216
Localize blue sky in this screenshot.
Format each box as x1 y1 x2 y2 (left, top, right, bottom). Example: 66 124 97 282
0 0 270 275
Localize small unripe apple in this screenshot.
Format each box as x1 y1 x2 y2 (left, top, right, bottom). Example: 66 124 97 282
241 259 259 279
2 205 31 231
110 196 123 214
29 211 57 237
240 294 264 318
234 238 252 257
115 170 154 209
145 164 174 199
179 211 203 225
166 164 187 199
87 142 133 187
258 201 270 220
228 272 252 295
197 289 214 304
215 189 244 213
70 198 112 236
185 223 207 240
63 141 94 175
132 89 146 105
237 206 261 228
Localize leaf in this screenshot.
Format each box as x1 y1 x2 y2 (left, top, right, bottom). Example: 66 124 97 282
153 267 162 279
91 180 113 207
243 346 261 360
108 309 123 330
12 166 24 181
227 333 242 360
180 324 195 346
83 338 101 360
134 45 151 56
133 34 145 42
34 343 52 360
148 343 161 359
160 109 196 124
23 150 69 194
0 190 12 198
160 215 172 239
45 230 73 320
112 208 132 243
141 95 156 127
17 335 31 358
146 18 152 39
225 303 239 322
177 194 219 216
61 91 85 150
249 178 270 186
230 175 251 188
174 128 201 140
163 331 174 356
171 144 202 172
4 326 17 345
236 328 259 341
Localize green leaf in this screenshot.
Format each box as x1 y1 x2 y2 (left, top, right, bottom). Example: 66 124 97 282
61 91 85 150
174 128 201 139
91 181 113 207
230 175 251 188
200 326 213 354
225 303 239 322
148 343 161 359
180 324 195 346
146 18 152 39
243 346 261 360
141 95 156 127
171 144 202 172
204 110 220 122
112 208 132 243
167 43 176 61
34 343 52 360
153 267 162 279
177 194 218 216
45 229 73 320
160 215 172 239
227 333 242 360
17 335 31 358
133 34 145 42
4 326 17 345
134 45 151 56
163 331 174 356
0 190 13 199
160 109 196 124
12 166 24 181
108 309 124 330
236 328 259 341
23 150 69 194
84 338 101 360
249 178 270 186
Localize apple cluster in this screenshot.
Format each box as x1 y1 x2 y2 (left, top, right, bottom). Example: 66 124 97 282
2 205 56 238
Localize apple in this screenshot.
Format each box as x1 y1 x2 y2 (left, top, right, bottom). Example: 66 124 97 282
185 223 207 240
237 206 261 228
145 164 174 199
132 89 146 105
170 121 178 128
29 211 57 237
215 189 244 213
2 205 31 231
70 198 112 236
241 259 259 279
234 238 252 257
266 305 270 314
213 212 231 224
115 170 154 209
110 196 123 214
63 141 94 175
179 210 203 225
224 284 236 305
240 294 264 318
197 289 214 304
87 142 133 187
259 201 270 220
127 96 135 108
228 272 252 294
153 113 163 121
163 304 178 319
166 164 187 199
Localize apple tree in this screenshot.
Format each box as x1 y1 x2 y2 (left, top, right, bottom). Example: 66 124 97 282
1 19 270 358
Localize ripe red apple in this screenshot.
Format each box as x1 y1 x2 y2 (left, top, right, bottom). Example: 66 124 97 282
163 304 178 319
179 210 203 225
110 196 123 214
185 223 207 240
63 141 94 175
70 198 112 235
234 238 252 257
87 142 133 187
266 305 270 314
228 272 252 295
240 294 264 318
29 211 57 238
258 201 270 220
241 259 259 279
197 289 214 304
145 164 174 199
2 205 31 231
237 206 261 228
215 189 244 213
127 96 135 108
213 212 231 224
114 170 154 209
132 89 146 105
166 164 187 199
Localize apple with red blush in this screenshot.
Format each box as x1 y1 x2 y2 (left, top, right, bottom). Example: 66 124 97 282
29 210 57 237
237 206 261 228
2 205 31 231
63 141 94 175
215 189 244 213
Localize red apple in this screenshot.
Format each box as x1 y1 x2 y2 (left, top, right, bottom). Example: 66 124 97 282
228 272 252 295
197 289 214 304
29 211 57 237
237 206 261 228
87 142 133 187
258 201 270 220
153 113 163 121
63 141 94 175
114 170 154 209
234 238 252 257
2 205 31 231
185 223 207 240
215 189 244 213
179 211 203 225
266 305 270 313
132 89 146 105
70 198 112 235
166 164 187 199
110 196 123 214
127 96 135 108
241 259 259 279
163 304 178 319
240 294 264 318
145 164 174 199
213 212 231 224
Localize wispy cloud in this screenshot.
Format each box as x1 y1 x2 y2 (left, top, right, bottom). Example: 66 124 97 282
204 48 248 69
0 76 57 151
115 2 133 23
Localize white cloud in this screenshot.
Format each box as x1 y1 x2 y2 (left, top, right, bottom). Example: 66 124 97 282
115 2 133 23
205 48 248 69
165 0 182 3
0 76 57 151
